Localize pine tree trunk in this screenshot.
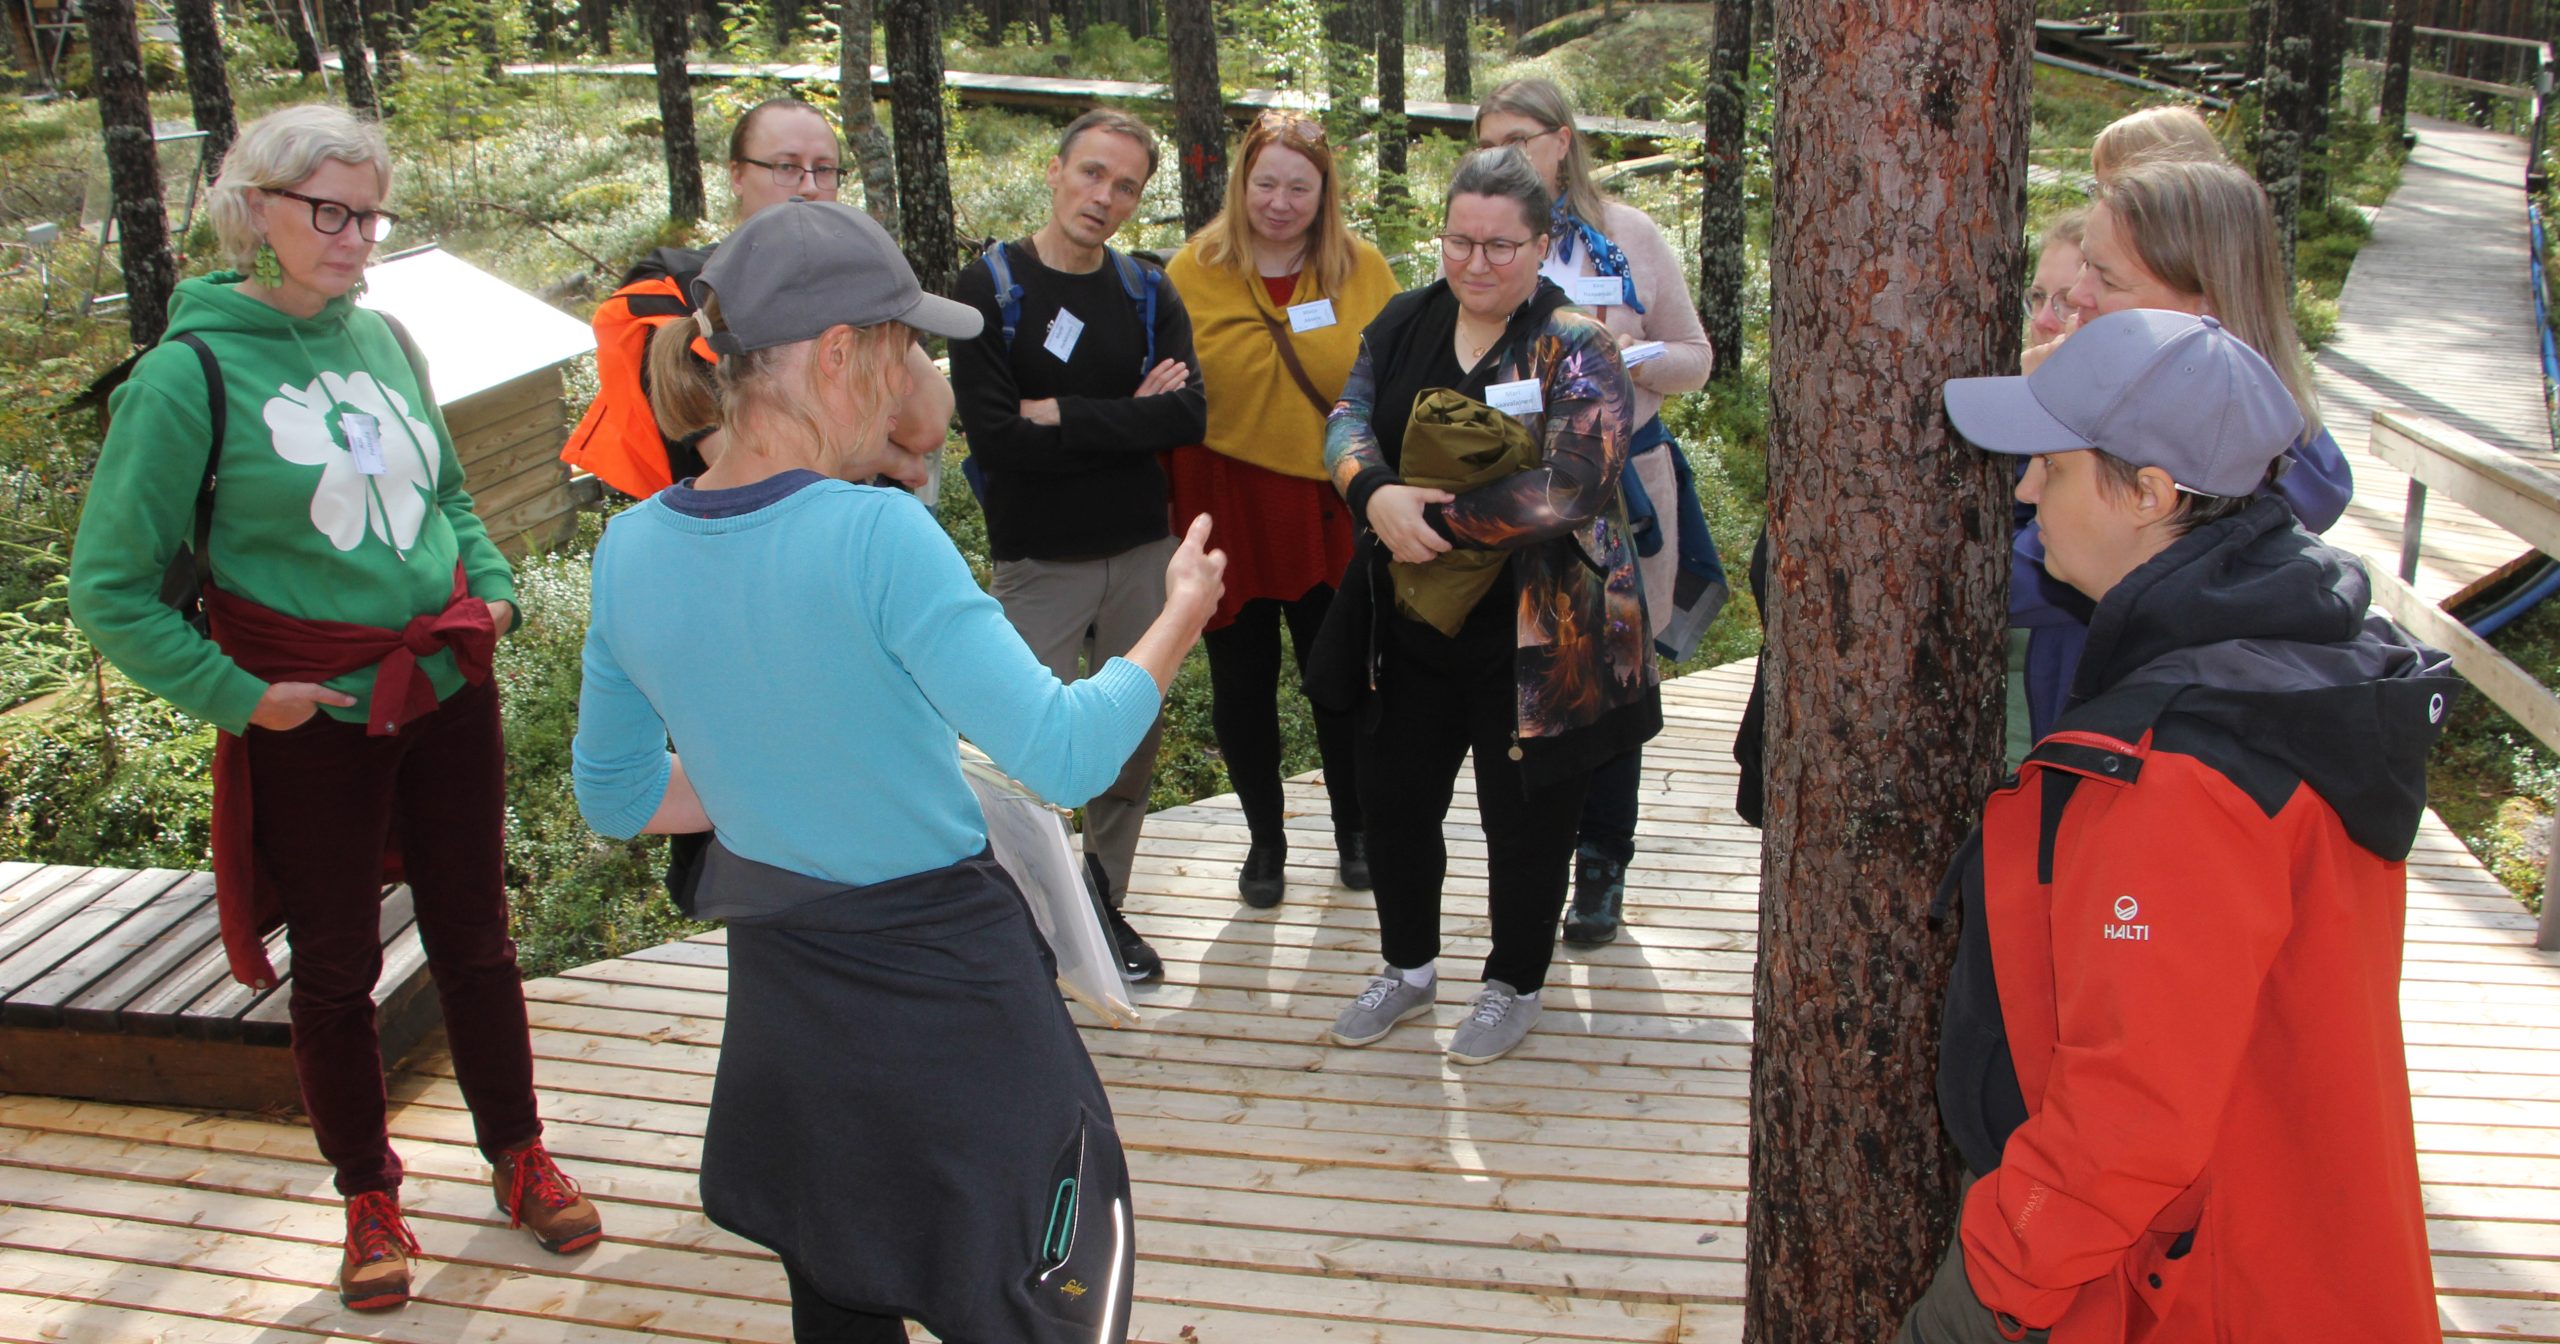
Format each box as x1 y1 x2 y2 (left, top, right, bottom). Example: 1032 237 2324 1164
364 0 402 92
86 0 180 348
322 0 379 115
1749 0 1771 51
2303 0 2344 207
1377 0 1407 206
2379 0 2416 138
584 0 615 54
1166 0 1225 234
2260 0 2318 279
282 0 325 75
1441 0 1471 98
1324 0 1366 138
1697 0 1749 379
171 0 238 176
841 0 901 235
1751 0 2028 1329
885 0 958 291
651 0 707 221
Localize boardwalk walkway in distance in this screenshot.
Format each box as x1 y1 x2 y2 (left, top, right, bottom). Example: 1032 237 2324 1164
3 665 2558 1340
2318 115 2559 604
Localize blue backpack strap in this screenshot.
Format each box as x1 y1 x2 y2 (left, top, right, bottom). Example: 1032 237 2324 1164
985 240 1025 352
1110 247 1159 376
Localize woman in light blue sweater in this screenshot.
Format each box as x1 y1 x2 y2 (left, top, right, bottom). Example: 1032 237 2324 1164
571 201 1222 1344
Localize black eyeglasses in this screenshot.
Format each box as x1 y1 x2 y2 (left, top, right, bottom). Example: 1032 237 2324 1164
1439 233 1535 266
268 188 399 243
736 156 842 189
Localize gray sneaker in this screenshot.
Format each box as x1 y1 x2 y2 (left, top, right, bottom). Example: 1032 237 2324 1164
1446 980 1541 1065
1328 973 1436 1046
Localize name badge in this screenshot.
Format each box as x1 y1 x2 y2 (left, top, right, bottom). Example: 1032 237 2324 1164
1287 298 1337 332
343 412 387 476
1043 309 1086 362
1569 275 1628 308
1485 378 1544 418
1622 340 1669 367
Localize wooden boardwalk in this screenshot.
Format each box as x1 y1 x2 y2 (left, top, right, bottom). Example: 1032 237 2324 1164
1 665 2556 1341
2318 115 2559 605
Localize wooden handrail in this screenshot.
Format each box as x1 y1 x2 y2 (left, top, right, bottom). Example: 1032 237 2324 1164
2367 409 2560 950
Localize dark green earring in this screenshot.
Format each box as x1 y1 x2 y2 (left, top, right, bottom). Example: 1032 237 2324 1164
252 241 282 287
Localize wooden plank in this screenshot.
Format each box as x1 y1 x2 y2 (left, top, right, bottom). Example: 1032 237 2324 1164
0 867 133 967
443 368 562 440
0 873 215 1028
2372 410 2560 560
54 889 226 1034
0 869 190 1010
2368 568 2560 749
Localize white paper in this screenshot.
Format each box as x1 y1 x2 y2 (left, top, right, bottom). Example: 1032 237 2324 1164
343 412 387 476
1622 340 1669 367
1485 377 1544 418
1570 275 1628 309
1287 298 1337 333
1043 308 1086 363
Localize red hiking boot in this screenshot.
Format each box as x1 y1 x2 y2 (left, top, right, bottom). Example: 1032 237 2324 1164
339 1189 421 1311
492 1138 604 1253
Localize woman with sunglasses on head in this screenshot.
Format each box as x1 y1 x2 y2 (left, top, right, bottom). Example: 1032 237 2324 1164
1161 110 1397 909
1310 147 1652 1066
575 200 1225 1342
69 103 600 1313
562 97 952 501
1471 77 1714 948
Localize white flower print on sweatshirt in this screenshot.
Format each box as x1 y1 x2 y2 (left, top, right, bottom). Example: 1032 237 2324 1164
262 370 440 553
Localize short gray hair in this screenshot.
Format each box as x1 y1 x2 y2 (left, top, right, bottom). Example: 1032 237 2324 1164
207 103 392 272
1444 147 1551 239
1057 108 1160 181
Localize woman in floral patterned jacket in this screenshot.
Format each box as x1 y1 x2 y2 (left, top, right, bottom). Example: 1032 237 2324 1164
1309 147 1657 1066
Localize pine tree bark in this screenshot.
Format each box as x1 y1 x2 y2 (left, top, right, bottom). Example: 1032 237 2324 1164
2302 0 2344 207
86 0 180 348
1377 0 1407 205
1697 0 1750 379
364 0 402 93
2379 0 2417 138
651 0 707 221
583 0 615 54
170 0 238 176
1749 0 1771 52
2259 0 2318 279
1441 0 1471 99
1751 0 2028 1330
282 0 325 75
885 0 958 291
322 0 379 115
841 0 901 236
1166 0 1225 234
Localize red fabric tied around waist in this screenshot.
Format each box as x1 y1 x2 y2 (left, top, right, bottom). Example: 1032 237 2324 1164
203 567 497 988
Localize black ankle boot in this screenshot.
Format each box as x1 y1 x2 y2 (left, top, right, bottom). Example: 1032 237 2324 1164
1239 843 1286 908
1336 831 1372 891
1562 843 1625 947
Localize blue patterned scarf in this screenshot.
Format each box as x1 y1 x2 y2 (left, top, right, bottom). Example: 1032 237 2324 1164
1551 201 1648 315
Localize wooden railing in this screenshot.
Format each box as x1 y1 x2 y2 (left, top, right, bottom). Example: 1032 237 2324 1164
2369 409 2560 950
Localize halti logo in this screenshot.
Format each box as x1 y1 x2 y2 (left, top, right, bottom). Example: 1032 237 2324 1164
2106 894 2150 942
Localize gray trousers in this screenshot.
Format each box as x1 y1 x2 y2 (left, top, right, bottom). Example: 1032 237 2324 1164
990 536 1175 906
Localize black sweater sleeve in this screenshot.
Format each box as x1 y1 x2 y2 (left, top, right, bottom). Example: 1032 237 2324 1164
950 259 1077 475
1055 277 1209 454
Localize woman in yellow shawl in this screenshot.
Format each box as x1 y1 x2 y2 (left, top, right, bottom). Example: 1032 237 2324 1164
1165 111 1397 910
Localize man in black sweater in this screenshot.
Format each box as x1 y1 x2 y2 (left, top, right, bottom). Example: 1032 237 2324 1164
952 108 1208 983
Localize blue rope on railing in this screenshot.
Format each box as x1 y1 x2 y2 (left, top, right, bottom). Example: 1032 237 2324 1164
2532 203 2560 449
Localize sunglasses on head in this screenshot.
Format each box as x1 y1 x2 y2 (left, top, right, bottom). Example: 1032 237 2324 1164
1254 110 1328 147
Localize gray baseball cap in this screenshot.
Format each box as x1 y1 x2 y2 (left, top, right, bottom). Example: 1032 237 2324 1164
692 200 982 354
1944 308 2305 498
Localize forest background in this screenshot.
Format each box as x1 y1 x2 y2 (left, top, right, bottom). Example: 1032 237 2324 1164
0 0 2515 977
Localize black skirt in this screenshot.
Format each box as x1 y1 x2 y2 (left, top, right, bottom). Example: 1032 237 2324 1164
697 845 1135 1344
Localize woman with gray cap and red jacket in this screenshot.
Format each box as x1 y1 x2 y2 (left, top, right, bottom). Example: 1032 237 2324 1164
571 200 1226 1343
1898 309 2453 1344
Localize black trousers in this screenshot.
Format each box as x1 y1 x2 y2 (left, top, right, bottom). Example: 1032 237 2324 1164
1356 611 1594 996
1574 744 1644 865
1204 586 1361 846
785 1264 907 1343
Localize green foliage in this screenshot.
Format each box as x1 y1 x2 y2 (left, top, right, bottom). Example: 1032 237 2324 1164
57 42 185 98
2428 596 2560 918
947 24 1170 84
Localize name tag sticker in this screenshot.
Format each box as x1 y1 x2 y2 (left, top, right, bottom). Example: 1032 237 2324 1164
342 412 386 476
1622 340 1669 367
1043 309 1086 363
1485 378 1544 417
1570 275 1627 308
1287 298 1338 332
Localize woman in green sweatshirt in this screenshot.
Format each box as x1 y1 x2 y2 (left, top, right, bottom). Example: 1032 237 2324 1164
67 103 598 1313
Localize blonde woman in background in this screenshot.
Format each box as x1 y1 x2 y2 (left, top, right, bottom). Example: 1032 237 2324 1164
2091 103 2227 180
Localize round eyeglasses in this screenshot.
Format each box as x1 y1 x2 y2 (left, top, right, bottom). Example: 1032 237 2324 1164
1439 233 1532 267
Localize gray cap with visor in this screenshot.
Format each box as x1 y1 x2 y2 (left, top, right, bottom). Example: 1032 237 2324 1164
692 199 983 354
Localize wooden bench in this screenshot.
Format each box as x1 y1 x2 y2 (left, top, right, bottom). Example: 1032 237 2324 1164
0 862 441 1110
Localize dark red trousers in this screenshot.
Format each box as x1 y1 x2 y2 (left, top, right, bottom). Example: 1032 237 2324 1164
245 679 540 1195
